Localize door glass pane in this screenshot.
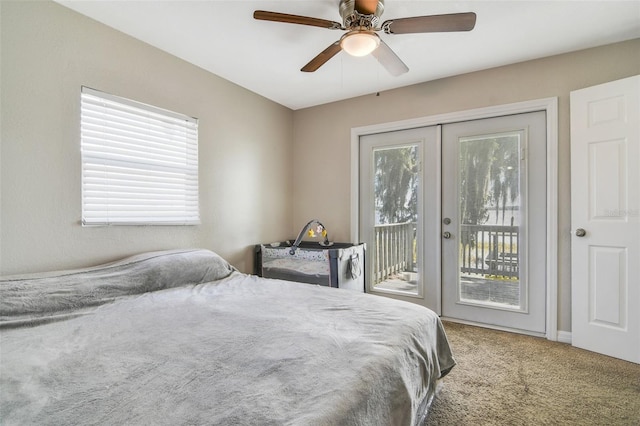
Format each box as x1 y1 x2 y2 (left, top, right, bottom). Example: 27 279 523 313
372 145 420 295
458 132 523 309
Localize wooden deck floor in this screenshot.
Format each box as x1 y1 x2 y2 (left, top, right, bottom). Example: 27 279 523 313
374 274 520 307
460 275 520 306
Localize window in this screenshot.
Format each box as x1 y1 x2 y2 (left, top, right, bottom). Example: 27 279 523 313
81 87 199 225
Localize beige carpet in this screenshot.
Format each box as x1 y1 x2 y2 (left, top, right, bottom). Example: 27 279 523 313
425 321 640 425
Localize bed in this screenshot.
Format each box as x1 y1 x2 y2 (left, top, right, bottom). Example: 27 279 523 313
0 249 455 425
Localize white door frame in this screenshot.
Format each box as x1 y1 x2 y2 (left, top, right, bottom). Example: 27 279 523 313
350 97 559 340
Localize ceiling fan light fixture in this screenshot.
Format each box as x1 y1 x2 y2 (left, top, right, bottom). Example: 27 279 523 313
340 31 380 57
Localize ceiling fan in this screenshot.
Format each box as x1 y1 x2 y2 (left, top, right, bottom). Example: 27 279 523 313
254 0 476 76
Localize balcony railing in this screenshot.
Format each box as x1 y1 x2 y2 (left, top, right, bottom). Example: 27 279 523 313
373 222 416 284
460 224 519 279
372 222 519 285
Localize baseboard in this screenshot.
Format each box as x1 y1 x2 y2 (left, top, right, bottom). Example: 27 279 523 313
557 330 572 344
440 317 547 338
442 318 573 344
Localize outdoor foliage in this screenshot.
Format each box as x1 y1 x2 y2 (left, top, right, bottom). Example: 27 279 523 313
460 135 520 226
373 135 520 230
459 135 520 247
374 146 418 225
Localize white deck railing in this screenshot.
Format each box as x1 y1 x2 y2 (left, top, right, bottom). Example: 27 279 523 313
460 224 519 279
373 222 415 284
373 222 519 284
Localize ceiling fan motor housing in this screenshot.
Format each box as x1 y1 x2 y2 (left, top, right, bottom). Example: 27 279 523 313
339 0 384 29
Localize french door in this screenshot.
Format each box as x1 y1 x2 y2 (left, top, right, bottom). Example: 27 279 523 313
442 112 547 334
359 111 547 334
359 126 440 310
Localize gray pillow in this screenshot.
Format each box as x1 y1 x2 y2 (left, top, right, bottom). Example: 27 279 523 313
0 249 235 324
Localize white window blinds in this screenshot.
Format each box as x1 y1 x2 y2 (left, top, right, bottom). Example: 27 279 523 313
81 87 200 225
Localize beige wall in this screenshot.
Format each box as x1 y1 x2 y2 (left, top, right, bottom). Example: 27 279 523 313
0 1 294 275
292 38 640 332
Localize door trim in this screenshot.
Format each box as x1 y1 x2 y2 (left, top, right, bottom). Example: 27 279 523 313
350 97 559 340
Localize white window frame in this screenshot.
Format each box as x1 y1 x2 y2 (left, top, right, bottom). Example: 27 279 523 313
81 87 200 226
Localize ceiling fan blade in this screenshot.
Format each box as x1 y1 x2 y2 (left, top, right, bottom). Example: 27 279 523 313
371 40 409 77
301 41 343 72
382 12 476 34
254 10 343 30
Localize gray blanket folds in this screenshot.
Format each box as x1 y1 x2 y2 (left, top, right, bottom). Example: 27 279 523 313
0 249 235 326
0 249 454 425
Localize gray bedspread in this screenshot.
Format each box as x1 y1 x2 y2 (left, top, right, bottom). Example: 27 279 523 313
0 249 455 425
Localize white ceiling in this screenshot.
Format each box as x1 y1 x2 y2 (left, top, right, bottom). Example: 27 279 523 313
55 1 640 110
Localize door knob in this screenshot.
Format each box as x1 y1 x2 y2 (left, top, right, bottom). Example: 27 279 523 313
443 231 452 239
575 228 587 237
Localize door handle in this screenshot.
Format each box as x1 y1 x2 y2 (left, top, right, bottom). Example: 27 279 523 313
443 231 452 239
575 228 587 237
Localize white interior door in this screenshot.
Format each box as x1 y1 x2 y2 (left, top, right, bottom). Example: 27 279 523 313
441 112 547 334
570 75 640 363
